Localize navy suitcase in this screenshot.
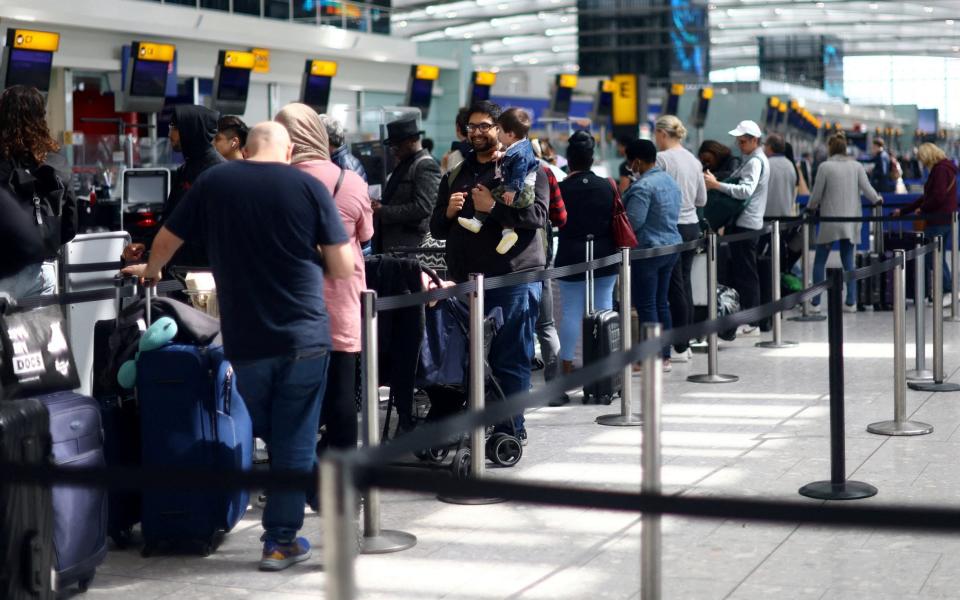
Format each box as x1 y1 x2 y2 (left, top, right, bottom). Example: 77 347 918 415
0 398 55 600
136 344 253 556
38 392 107 592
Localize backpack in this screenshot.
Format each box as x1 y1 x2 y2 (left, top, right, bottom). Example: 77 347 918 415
8 163 69 260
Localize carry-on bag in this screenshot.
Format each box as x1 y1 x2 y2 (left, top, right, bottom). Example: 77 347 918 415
136 337 253 556
0 303 80 401
581 236 622 404
0 398 54 600
38 391 107 592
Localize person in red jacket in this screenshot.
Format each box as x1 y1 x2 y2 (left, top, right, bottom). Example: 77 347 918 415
893 142 959 300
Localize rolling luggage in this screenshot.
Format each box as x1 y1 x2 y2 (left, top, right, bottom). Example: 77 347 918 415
136 342 253 556
856 253 885 310
883 227 924 305
38 392 107 592
581 237 622 405
0 398 55 600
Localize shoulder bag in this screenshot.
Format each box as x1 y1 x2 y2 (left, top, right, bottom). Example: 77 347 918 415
608 178 639 249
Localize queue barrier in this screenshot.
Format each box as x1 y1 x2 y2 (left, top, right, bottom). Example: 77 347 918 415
6 218 958 600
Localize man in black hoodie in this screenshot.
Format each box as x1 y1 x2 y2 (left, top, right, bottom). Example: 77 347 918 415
123 105 224 269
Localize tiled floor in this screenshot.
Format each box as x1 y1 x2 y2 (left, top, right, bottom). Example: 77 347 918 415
79 304 960 599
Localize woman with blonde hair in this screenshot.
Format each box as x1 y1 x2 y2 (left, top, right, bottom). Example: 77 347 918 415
893 142 958 299
653 114 705 359
808 134 882 311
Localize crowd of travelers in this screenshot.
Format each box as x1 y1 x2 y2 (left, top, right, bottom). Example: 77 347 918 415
4 81 959 571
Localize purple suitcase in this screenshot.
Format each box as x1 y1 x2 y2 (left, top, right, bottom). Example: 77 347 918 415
38 391 108 592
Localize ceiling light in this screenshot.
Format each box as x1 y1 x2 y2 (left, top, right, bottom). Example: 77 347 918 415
924 5 934 12
545 26 577 36
560 16 569 22
446 12 457 18
528 57 539 64
868 2 878 8
490 66 500 73
510 23 521 30
954 46 960 52
498 3 508 7
815 2 824 7
717 23 725 29
773 8 782 15
398 20 408 27
463 33 473 38
948 19 955 25
425 5 437 14
760 21 769 27
12 14 36 21
708 3 717 8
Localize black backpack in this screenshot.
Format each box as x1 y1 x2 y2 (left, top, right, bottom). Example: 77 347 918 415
8 162 69 261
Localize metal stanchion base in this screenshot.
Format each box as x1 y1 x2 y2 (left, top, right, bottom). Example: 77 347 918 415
437 495 507 505
788 314 827 322
798 480 878 500
908 381 960 392
687 373 739 384
361 530 417 554
755 340 799 348
596 413 643 427
866 419 934 436
906 369 934 382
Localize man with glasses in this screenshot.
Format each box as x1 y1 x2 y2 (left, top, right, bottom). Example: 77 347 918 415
430 100 549 443
703 120 769 335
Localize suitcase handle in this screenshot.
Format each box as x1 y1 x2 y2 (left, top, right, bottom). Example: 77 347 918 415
584 235 595 316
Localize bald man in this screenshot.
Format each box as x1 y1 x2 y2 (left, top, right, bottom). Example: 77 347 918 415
126 121 352 571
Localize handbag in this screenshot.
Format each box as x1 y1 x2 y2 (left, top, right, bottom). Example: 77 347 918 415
699 156 764 232
0 303 79 399
608 178 638 249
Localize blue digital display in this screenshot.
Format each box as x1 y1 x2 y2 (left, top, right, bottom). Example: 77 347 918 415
6 48 53 92
303 74 332 111
670 0 707 78
217 66 250 102
131 59 169 97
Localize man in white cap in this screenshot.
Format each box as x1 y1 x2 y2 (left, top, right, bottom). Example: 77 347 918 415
703 119 769 335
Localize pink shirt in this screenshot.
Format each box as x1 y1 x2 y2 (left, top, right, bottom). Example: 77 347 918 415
293 160 373 353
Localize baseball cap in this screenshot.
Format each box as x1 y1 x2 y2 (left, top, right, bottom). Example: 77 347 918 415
728 120 762 138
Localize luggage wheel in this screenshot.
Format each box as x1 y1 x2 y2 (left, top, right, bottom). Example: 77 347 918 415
452 448 471 479
486 433 522 467
415 446 450 464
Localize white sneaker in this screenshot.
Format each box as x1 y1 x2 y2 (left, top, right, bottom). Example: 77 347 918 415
496 229 519 254
458 216 483 233
843 303 858 314
737 325 759 337
807 303 822 314
671 348 693 363
662 359 672 373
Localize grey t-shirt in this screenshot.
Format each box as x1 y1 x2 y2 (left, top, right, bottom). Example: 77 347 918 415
656 146 707 225
765 155 798 218
718 147 770 230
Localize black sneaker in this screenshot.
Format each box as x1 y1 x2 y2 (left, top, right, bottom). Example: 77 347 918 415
548 393 570 407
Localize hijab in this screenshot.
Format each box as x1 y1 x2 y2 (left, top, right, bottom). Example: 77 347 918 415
274 103 330 164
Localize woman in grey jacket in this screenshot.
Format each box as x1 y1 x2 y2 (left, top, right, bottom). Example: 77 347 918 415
807 134 882 311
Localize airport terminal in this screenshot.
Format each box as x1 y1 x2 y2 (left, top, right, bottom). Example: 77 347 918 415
2 0 960 598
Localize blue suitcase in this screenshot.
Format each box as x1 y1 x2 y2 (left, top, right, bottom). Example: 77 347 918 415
38 392 108 592
136 344 253 556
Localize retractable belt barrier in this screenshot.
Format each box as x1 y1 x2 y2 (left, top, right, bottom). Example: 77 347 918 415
16 279 185 310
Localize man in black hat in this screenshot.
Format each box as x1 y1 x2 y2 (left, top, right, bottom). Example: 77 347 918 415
373 116 441 253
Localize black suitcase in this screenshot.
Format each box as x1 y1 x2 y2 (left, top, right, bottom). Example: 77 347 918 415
0 398 55 600
580 237 622 404
38 392 107 592
856 253 885 310
91 284 142 547
883 228 924 305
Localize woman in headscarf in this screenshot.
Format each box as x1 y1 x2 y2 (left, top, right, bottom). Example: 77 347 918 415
275 103 373 454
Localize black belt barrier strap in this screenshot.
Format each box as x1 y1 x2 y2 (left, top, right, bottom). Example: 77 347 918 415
630 237 705 260
717 224 772 245
843 255 904 284
61 261 125 274
17 286 135 310
903 242 936 262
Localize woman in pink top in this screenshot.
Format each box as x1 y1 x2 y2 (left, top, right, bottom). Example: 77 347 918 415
276 103 373 452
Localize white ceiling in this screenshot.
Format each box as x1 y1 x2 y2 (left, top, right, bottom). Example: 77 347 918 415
390 0 960 74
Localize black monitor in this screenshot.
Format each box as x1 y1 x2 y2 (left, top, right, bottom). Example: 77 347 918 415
302 74 332 113
407 78 433 119
549 74 576 117
593 81 613 119
129 58 168 98
5 48 53 92
217 66 250 102
123 168 170 207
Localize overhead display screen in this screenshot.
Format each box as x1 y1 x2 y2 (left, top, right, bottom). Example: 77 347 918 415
217 67 251 102
303 74 332 110
5 48 53 91
130 59 169 97
407 78 433 115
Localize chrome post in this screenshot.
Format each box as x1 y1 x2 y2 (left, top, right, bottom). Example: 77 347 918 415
906 238 933 381
321 457 357 600
948 211 960 322
640 323 662 600
597 248 642 426
688 233 738 384
758 220 798 348
909 237 960 392
790 219 827 322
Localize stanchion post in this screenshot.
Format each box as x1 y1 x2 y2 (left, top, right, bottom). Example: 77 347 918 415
640 323 662 600
758 220 798 348
868 251 934 436
948 212 960 322
790 218 827 322
321 456 357 600
358 291 416 553
909 237 960 392
597 248 642 427
906 237 933 381
799 269 877 500
688 233 738 384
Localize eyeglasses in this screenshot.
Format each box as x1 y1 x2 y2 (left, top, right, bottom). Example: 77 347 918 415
466 122 496 133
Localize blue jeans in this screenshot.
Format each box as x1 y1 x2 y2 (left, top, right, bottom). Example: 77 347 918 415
632 254 677 359
556 275 617 362
486 282 540 434
233 349 330 544
924 224 952 294
813 240 855 306
0 262 56 303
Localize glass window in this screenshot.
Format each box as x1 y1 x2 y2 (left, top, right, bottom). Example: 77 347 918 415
233 0 261 15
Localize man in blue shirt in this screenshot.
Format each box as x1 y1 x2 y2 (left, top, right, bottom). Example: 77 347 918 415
127 122 353 572
623 139 682 369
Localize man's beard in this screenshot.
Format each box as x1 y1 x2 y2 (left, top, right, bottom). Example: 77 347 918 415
471 136 495 153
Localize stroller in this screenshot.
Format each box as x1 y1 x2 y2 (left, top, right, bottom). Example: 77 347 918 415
380 267 524 477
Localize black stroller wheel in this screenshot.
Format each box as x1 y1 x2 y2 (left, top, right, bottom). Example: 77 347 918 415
452 448 471 479
485 433 507 461
490 435 522 467
428 447 450 463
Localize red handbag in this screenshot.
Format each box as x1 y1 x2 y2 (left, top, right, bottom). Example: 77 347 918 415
608 178 638 249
